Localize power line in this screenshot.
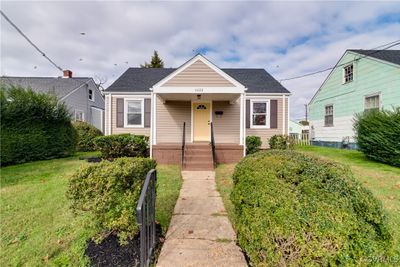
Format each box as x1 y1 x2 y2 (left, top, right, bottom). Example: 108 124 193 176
1 10 64 72
279 40 400 82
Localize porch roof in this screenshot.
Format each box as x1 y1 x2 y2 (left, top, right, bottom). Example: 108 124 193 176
157 93 241 102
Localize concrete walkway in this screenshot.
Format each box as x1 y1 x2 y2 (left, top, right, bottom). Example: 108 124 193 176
157 171 247 267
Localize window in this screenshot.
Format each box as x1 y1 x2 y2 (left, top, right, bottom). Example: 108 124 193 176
125 99 143 127
75 110 84 121
343 64 353 83
88 89 94 101
250 100 270 128
324 105 333 127
364 94 380 111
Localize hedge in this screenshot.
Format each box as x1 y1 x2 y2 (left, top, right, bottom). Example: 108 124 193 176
73 121 103 151
231 150 394 266
67 157 157 244
93 134 149 160
246 136 262 154
354 108 400 167
0 86 76 166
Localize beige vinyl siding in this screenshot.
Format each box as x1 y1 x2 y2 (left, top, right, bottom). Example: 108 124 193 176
162 60 235 87
212 101 240 143
156 96 191 143
110 96 150 135
246 98 288 148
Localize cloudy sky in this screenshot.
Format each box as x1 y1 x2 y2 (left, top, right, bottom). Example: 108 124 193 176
1 1 399 120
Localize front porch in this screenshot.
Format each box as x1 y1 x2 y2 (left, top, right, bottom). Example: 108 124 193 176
151 92 246 167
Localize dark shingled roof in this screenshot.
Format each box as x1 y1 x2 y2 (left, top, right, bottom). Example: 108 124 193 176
105 67 290 94
349 50 400 66
0 76 92 99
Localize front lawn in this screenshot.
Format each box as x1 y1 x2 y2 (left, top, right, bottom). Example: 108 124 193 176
216 147 400 258
0 154 181 266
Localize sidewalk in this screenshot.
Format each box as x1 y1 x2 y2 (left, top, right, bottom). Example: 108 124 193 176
157 171 247 267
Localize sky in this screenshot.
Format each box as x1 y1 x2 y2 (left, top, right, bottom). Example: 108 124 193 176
1 1 400 120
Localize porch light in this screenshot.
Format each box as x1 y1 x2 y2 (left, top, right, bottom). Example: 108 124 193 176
197 94 201 100
215 111 223 118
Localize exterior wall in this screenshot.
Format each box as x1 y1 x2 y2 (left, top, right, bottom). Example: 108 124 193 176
162 59 234 87
309 52 400 142
63 79 105 130
156 96 191 143
212 100 240 144
246 97 288 148
109 95 151 135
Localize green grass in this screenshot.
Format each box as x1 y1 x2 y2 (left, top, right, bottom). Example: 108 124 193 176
215 164 237 228
0 154 181 266
216 147 400 257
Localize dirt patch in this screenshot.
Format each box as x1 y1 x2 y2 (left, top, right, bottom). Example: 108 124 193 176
86 223 163 267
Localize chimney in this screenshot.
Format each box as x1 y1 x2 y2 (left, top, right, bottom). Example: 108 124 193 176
63 70 72 78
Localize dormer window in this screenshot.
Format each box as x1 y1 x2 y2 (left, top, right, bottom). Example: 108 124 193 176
343 64 353 84
88 89 94 101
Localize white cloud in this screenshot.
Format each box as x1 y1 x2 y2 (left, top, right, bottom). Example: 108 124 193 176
1 1 399 120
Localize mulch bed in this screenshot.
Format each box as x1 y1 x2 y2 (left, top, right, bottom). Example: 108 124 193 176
86 223 164 267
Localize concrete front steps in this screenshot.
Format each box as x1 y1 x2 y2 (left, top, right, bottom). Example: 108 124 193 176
183 143 214 171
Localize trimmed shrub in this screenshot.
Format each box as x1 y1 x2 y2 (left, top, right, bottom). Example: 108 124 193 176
66 157 157 244
354 108 400 167
93 134 149 160
73 121 103 151
0 86 76 166
246 136 262 155
269 134 293 149
231 150 394 266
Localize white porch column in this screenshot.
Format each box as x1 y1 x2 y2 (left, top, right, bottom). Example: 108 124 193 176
239 93 244 146
107 93 112 135
152 93 157 145
282 95 286 135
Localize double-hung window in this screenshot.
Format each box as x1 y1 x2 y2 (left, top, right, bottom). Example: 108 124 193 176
324 105 333 127
343 64 353 83
125 99 144 127
88 89 94 101
364 94 380 112
250 100 270 128
75 110 84 121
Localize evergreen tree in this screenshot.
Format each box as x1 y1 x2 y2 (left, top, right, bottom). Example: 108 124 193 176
141 50 164 68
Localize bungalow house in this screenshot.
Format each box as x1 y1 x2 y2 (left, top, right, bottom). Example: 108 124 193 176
309 50 400 149
0 70 105 132
104 55 290 169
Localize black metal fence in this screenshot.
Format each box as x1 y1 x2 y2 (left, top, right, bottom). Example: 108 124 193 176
136 169 157 267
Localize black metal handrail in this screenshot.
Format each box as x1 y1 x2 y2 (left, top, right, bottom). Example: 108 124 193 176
210 122 216 168
136 169 157 267
181 122 186 168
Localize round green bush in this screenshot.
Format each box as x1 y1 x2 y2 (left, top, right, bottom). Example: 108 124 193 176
246 136 262 154
73 121 103 151
94 134 149 160
354 108 400 167
268 134 293 150
231 150 394 266
66 157 157 244
0 87 77 166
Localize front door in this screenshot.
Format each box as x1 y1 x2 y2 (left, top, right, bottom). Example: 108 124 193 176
193 102 211 141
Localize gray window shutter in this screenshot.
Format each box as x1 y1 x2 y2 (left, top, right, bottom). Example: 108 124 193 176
246 100 250 128
144 99 151 128
270 100 278 129
116 98 124 128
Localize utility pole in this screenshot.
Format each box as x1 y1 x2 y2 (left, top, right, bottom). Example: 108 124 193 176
304 104 308 122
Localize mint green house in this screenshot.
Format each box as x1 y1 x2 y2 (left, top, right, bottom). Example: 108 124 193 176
308 50 400 149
